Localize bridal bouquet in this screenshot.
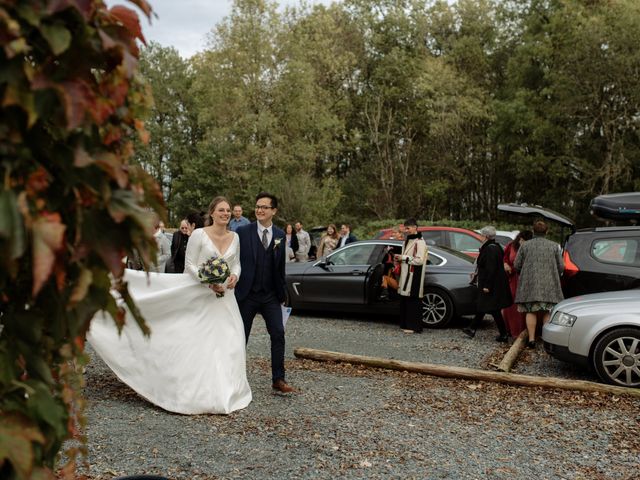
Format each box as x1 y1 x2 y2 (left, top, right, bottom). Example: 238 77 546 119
198 256 230 297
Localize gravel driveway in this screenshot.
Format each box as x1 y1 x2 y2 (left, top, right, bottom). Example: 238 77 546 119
79 313 640 479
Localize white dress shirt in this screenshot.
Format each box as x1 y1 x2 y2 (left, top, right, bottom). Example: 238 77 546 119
257 222 273 246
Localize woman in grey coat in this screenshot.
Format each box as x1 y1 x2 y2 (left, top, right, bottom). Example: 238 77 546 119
514 220 564 348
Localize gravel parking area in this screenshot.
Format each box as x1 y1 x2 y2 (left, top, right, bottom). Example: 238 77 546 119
79 313 640 479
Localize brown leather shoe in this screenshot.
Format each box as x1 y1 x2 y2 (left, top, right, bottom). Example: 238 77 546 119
272 379 296 393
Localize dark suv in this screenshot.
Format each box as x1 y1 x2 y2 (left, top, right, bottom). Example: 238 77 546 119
498 193 640 298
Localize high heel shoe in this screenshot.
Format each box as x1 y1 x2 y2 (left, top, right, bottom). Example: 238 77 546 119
526 340 536 349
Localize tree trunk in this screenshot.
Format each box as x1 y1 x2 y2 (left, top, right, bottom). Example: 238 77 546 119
495 330 528 373
293 347 640 398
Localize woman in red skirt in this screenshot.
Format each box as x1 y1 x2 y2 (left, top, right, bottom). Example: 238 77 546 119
501 230 532 337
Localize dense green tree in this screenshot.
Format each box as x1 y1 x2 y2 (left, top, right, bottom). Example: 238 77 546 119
136 0 640 226
135 43 201 224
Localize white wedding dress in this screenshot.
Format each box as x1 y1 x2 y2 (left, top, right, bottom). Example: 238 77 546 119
87 229 252 415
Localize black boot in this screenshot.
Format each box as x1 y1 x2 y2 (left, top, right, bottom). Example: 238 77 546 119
495 334 509 343
462 327 476 338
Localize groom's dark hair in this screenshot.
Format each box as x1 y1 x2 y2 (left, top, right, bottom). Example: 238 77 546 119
256 191 278 209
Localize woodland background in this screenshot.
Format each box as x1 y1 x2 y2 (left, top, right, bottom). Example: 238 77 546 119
135 0 640 228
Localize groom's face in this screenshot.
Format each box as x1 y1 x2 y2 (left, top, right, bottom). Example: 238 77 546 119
255 196 276 225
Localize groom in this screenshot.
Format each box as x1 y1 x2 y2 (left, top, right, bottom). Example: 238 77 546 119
235 192 295 393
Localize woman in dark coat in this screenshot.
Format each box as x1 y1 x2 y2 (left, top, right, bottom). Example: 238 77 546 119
463 226 512 342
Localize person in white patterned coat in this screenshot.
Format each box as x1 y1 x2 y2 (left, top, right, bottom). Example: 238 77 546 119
514 220 564 348
394 218 428 334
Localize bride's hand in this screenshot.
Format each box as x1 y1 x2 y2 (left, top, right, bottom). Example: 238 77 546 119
209 284 224 294
226 274 237 289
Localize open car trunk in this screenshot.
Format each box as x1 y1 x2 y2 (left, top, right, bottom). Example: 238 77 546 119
497 203 576 246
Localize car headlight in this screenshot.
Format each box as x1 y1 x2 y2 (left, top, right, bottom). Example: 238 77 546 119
550 311 577 327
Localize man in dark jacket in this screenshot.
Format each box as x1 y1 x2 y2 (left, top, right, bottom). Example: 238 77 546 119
462 226 512 342
337 223 358 248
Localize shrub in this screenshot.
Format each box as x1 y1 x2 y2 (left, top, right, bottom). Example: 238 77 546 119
0 1 161 478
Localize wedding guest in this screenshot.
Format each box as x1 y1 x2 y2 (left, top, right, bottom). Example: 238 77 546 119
514 220 564 348
462 226 511 342
295 222 311 262
317 224 340 257
152 216 171 273
394 218 428 334
379 245 400 300
338 223 358 248
392 225 404 240
284 223 299 263
186 211 204 233
167 219 190 273
229 204 250 232
501 230 533 337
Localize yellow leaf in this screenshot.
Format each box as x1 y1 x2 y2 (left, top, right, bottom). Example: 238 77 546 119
31 213 66 297
68 268 93 306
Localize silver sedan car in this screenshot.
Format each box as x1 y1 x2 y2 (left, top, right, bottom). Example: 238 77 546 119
543 290 640 388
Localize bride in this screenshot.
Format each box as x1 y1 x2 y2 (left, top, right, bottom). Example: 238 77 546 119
87 197 252 414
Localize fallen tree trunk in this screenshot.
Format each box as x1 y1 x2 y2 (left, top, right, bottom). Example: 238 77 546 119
496 330 529 373
293 347 640 398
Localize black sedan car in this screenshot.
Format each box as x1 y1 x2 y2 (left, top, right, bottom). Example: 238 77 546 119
285 240 477 328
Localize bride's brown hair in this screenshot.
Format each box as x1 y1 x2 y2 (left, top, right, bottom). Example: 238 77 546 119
206 196 230 226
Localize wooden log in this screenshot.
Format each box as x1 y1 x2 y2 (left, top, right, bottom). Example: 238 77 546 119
496 330 529 373
293 347 640 398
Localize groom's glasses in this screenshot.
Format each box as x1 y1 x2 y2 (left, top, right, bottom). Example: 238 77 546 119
255 205 274 211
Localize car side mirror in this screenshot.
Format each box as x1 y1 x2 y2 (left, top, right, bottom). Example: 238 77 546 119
317 256 332 268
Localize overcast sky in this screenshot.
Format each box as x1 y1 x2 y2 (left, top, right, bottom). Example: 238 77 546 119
117 0 332 59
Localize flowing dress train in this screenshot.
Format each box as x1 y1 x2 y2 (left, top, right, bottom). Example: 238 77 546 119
87 229 252 414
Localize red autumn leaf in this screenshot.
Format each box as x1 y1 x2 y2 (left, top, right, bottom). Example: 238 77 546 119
31 212 66 297
134 119 150 145
94 152 128 188
0 412 46 479
102 125 123 146
125 0 154 20
26 167 50 196
59 80 94 130
89 97 115 125
101 76 130 108
109 5 145 44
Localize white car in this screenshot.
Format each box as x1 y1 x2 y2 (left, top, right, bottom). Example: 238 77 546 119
475 229 518 248
543 290 640 388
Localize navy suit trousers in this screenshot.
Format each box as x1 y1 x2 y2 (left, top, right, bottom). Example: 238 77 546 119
238 291 285 382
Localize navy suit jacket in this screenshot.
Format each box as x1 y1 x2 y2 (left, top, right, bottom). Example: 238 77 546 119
235 222 287 302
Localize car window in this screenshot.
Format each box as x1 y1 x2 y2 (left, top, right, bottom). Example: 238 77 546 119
328 244 377 265
427 253 443 266
591 238 640 266
449 232 482 253
421 230 441 246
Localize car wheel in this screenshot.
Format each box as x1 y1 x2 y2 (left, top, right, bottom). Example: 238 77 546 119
421 288 454 328
592 328 640 388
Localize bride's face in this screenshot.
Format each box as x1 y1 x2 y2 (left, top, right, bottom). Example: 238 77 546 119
211 201 231 226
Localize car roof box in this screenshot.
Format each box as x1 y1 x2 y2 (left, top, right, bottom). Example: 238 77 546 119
590 192 640 221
